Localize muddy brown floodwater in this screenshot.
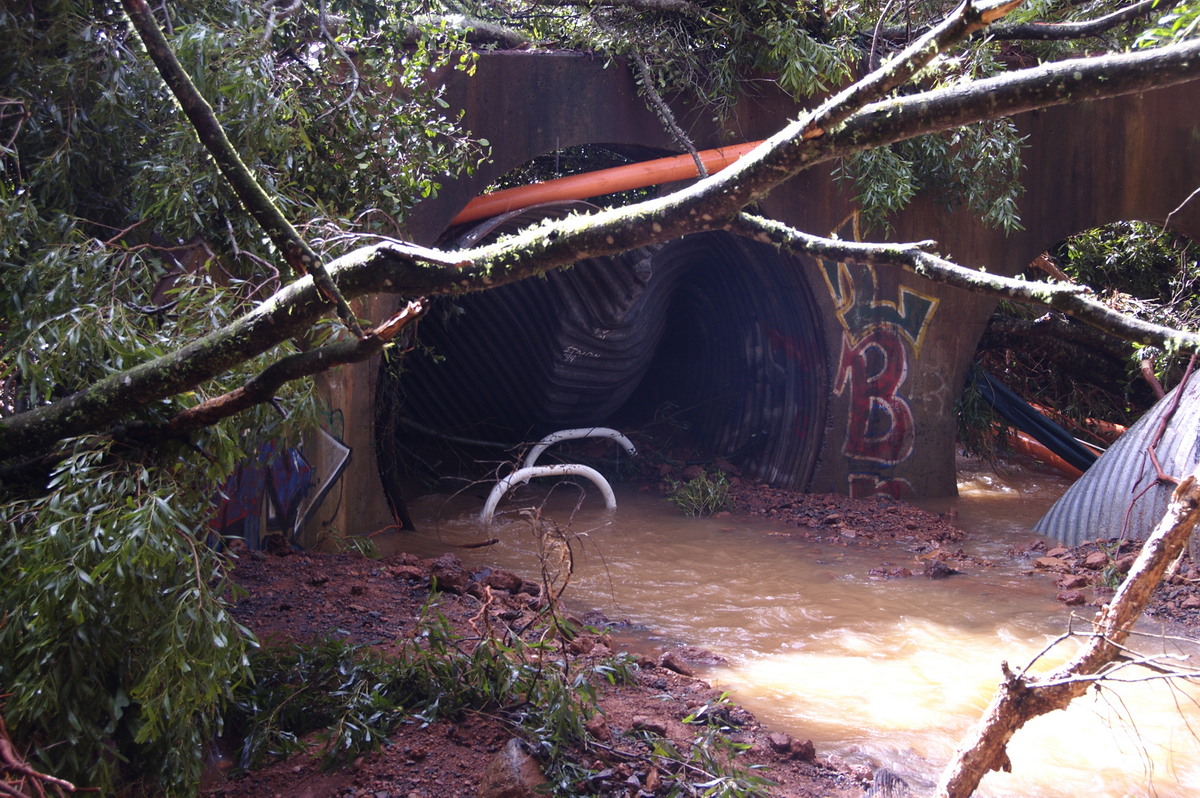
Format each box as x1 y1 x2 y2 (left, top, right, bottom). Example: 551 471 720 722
208 457 1200 798
386 459 1200 798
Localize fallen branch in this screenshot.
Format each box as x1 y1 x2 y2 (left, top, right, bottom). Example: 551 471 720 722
119 0 364 336
988 0 1166 41
730 213 1200 353
934 469 1200 797
0 715 76 797
4 19 1200 461
161 300 424 435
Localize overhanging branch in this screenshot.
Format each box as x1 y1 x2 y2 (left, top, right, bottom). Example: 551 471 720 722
988 0 1166 41
161 301 424 435
119 0 364 337
2 21 1199 462
730 213 1200 354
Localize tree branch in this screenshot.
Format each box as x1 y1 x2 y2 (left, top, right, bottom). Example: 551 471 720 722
119 0 365 336
730 213 1200 353
159 301 423 435
545 0 715 22
3 22 1199 461
630 50 707 177
988 0 1166 41
878 0 1168 43
798 0 1026 142
935 470 1200 797
459 37 1200 277
403 15 532 48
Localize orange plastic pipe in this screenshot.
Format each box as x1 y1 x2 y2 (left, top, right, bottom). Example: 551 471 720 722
1004 428 1086 480
451 140 765 226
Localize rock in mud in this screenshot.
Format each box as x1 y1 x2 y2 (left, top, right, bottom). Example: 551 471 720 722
478 738 547 798
631 716 669 736
923 559 956 579
481 567 524 592
1057 589 1087 606
659 650 695 676
766 732 816 762
428 553 469 594
584 714 612 741
1057 574 1090 589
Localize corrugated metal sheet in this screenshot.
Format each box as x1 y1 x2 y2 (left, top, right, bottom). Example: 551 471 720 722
380 203 830 490
1033 372 1200 545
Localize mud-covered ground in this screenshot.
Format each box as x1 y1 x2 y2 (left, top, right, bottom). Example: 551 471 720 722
202 476 1200 798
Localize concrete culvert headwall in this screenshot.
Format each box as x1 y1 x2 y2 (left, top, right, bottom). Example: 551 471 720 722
375 205 830 509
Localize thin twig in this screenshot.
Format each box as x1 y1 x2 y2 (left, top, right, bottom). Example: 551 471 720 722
630 51 707 177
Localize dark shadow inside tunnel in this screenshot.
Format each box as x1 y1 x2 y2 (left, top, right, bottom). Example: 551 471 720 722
375 206 831 517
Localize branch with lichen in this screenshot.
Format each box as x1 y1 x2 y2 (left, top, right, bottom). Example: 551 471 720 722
119 0 365 337
3 12 1199 462
730 212 1200 354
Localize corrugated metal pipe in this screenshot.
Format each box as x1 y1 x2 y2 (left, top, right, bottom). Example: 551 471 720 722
1034 371 1200 546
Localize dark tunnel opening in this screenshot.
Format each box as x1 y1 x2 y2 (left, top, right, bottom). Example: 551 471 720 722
375 207 831 514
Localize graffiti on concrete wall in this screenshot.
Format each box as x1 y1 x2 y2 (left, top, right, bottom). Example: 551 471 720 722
820 259 937 498
210 404 351 548
210 441 312 549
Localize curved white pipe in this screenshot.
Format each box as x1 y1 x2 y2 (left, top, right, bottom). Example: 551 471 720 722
480 464 617 523
522 427 638 469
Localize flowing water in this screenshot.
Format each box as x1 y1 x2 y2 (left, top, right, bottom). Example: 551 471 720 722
385 463 1200 797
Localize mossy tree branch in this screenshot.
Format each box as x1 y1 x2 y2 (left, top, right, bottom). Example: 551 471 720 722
158 301 424 436
987 0 1167 41
119 0 365 337
731 213 1200 353
3 8 1200 461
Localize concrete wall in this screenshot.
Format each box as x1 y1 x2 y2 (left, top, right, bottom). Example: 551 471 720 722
300 52 1200 543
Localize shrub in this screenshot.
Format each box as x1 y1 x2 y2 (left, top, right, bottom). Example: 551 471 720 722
668 471 731 517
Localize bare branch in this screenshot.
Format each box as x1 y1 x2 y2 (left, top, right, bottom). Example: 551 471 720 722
543 0 715 22
878 0 1169 43
403 15 532 48
935 472 1200 798
988 0 1167 41
630 50 707 176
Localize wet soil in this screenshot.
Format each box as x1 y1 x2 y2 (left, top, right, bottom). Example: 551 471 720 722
203 476 1200 798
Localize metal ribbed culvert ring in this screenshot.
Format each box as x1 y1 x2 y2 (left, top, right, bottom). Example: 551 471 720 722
375 205 831 511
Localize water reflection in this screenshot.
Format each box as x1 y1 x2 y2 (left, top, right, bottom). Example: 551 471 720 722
389 467 1200 797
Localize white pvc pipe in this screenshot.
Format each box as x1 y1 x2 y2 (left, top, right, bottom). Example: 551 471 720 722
522 427 638 469
480 464 617 523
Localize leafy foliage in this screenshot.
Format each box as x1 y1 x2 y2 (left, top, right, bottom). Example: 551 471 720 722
668 470 731 517
1055 220 1200 385
0 437 250 796
227 599 640 792
967 222 1200 445
1137 0 1200 48
1 0 1195 793
0 1 486 793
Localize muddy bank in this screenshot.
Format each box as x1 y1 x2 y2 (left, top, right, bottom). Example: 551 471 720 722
204 482 1200 797
204 547 863 798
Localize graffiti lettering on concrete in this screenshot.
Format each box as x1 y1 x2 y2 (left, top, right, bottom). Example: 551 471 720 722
820 259 938 497
210 403 351 548
210 441 312 549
